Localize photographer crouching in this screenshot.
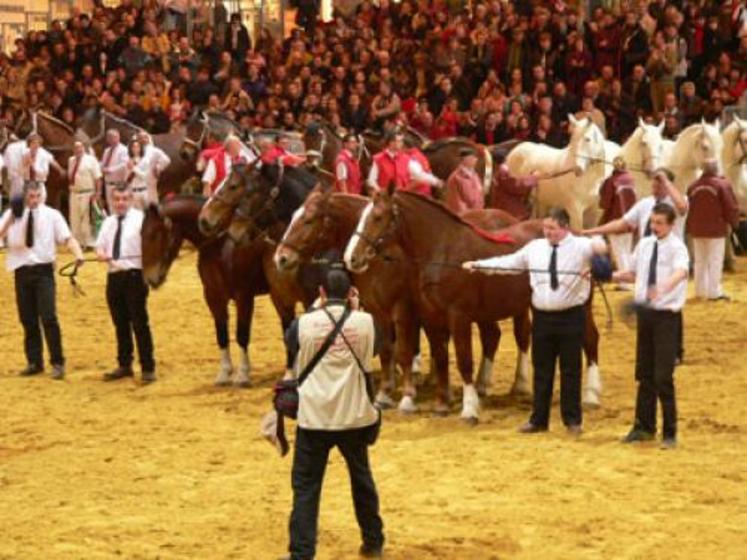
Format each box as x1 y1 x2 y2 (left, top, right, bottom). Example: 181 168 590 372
280 266 384 560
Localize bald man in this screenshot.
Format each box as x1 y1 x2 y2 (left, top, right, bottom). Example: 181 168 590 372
686 159 740 300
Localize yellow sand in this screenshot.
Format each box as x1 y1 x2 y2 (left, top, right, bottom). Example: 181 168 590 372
1 249 746 560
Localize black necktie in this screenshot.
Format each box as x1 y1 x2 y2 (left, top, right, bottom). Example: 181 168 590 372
112 215 124 260
25 210 34 248
549 244 559 291
647 240 658 288
644 215 652 237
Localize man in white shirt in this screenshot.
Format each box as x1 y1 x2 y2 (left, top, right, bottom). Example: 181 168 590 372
100 129 130 211
96 185 156 384
612 203 688 449
0 181 84 380
201 135 255 196
22 134 64 200
3 138 30 198
68 141 103 248
138 131 171 205
463 208 608 435
282 267 384 560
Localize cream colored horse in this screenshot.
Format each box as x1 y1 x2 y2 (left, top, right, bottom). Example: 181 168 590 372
665 120 723 193
722 117 747 212
616 119 667 197
507 115 607 228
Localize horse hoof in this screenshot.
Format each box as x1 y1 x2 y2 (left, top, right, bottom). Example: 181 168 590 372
234 379 252 389
476 385 487 398
398 396 418 414
583 394 601 409
375 393 396 410
461 416 479 427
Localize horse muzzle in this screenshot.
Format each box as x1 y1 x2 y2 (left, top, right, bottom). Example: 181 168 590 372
274 247 299 272
198 216 217 237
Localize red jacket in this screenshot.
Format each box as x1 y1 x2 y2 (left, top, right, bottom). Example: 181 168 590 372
372 150 410 191
599 170 637 224
204 147 228 193
261 145 305 166
488 165 537 220
405 148 434 197
334 149 362 195
445 166 484 214
686 174 740 238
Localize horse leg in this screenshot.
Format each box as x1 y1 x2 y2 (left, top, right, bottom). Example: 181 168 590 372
205 291 233 386
510 310 533 397
374 318 397 409
582 304 602 408
233 294 255 388
476 321 501 397
394 311 419 414
424 324 451 416
453 318 480 424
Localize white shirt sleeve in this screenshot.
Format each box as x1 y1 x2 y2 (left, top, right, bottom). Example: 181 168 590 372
52 209 72 244
202 159 216 185
91 157 103 180
155 149 171 173
408 159 441 186
336 161 348 181
622 200 642 228
672 241 690 272
367 162 379 190
473 245 530 274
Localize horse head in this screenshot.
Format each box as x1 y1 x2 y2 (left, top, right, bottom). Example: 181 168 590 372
637 118 666 177
180 109 209 161
13 109 33 139
344 186 399 273
274 186 333 271
568 115 605 176
697 119 723 170
198 159 257 237
141 202 180 288
733 116 747 163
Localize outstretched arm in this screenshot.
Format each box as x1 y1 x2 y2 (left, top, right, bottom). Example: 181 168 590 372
583 218 634 237
463 246 529 274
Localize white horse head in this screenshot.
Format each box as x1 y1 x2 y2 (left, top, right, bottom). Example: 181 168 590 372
696 119 723 170
635 117 666 176
722 116 747 212
568 114 606 176
733 116 747 162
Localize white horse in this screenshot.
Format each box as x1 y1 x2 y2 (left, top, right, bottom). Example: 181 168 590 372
507 115 607 228
616 119 667 197
721 116 747 213
665 120 723 193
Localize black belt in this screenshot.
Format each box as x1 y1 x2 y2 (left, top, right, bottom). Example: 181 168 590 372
532 304 585 316
109 268 142 276
17 263 54 272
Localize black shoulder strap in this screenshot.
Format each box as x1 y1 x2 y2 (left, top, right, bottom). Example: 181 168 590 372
297 305 352 387
323 308 376 404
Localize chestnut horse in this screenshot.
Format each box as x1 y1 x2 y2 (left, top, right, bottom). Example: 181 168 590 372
344 190 602 422
141 195 313 384
273 190 533 413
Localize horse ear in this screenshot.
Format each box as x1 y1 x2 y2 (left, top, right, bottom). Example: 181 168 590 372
568 114 578 127
657 120 665 133
638 117 646 128
735 115 746 128
713 118 721 131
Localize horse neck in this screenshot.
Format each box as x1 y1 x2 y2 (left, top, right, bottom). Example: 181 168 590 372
721 124 741 166
164 199 209 246
329 195 367 248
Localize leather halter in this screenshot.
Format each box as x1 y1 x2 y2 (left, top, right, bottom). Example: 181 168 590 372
351 200 400 260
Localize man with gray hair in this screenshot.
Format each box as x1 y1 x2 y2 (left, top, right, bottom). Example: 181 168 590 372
100 129 129 211
686 159 740 300
68 140 102 248
0 180 84 379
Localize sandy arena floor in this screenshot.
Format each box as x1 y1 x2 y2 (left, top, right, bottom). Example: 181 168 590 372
0 248 746 560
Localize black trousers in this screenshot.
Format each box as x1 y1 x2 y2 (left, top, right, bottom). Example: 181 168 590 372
530 306 585 428
106 270 155 372
289 425 384 560
633 309 679 439
14 264 64 367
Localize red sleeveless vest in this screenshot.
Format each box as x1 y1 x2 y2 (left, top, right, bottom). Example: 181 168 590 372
334 149 362 195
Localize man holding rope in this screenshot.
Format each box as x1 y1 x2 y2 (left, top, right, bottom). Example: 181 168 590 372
463 208 608 435
95 185 156 384
0 180 84 380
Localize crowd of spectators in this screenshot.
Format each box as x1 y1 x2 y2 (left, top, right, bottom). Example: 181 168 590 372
1 0 746 147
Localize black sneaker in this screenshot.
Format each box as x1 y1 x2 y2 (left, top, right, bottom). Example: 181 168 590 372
621 429 655 443
359 543 384 558
19 364 44 376
103 367 134 381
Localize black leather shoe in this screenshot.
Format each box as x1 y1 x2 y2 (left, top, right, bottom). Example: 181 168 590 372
621 429 655 443
141 371 157 384
19 364 44 376
518 422 548 434
660 437 677 450
103 367 133 381
360 543 384 558
51 364 65 380
566 424 583 436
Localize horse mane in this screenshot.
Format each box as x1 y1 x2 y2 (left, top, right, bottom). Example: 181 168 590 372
36 111 75 135
102 110 145 134
721 121 743 166
422 137 476 153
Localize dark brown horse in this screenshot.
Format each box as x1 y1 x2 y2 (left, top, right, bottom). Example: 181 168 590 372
75 107 195 196
141 195 311 384
272 190 534 412
345 190 602 422
422 138 494 197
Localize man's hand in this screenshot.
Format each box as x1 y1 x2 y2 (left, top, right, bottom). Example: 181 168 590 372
462 261 476 272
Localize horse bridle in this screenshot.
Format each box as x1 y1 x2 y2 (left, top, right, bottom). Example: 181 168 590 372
227 163 287 241
182 114 210 153
351 201 401 260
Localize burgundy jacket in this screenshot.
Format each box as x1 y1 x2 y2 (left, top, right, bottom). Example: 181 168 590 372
686 174 740 238
599 170 637 224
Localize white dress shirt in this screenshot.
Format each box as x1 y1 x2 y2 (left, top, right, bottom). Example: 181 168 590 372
25 148 56 182
630 233 689 311
3 141 27 181
100 143 130 184
408 158 441 186
474 234 595 311
128 156 149 191
296 305 379 431
96 208 145 272
68 153 102 193
624 195 687 239
201 147 256 190
142 144 171 201
1 205 71 271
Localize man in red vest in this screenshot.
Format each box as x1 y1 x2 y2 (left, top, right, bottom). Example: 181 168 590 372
403 138 444 197
488 149 539 220
334 134 363 195
366 131 410 194
201 136 249 196
445 148 484 214
261 134 306 167
686 159 740 300
598 157 638 275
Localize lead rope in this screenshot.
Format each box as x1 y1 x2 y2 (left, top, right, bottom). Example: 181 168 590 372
58 254 142 297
